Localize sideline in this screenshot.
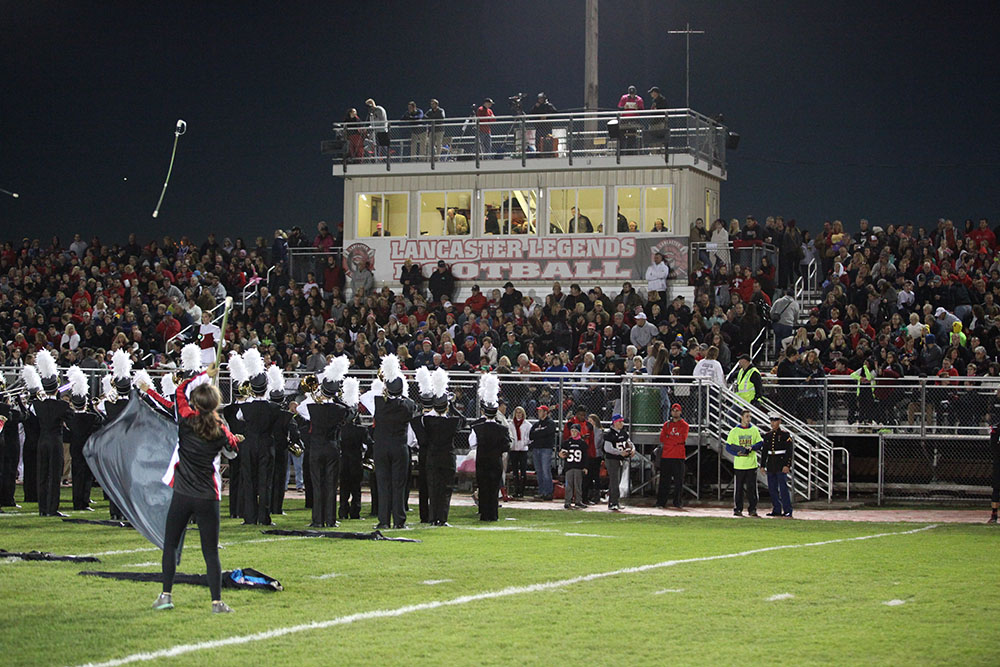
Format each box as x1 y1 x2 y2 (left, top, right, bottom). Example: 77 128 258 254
75 524 939 667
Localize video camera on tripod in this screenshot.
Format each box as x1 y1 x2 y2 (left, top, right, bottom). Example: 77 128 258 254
508 92 525 114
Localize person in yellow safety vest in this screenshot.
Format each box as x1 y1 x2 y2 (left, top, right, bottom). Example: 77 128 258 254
734 354 763 406
849 357 877 425
725 408 763 516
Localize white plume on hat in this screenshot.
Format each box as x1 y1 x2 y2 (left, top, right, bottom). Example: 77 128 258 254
160 373 176 397
111 349 133 380
341 377 360 408
21 364 42 392
181 343 202 373
370 378 385 396
478 372 500 407
101 375 114 397
67 366 89 398
243 348 265 378
227 351 249 385
431 367 449 397
132 369 153 390
36 349 58 380
415 366 433 396
379 354 403 384
266 365 284 394
320 355 350 385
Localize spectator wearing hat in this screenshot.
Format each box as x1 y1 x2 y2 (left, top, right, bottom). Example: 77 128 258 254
630 312 657 350
762 413 794 517
528 404 557 500
428 260 455 304
603 414 634 510
656 403 689 509
465 284 487 313
476 98 495 157
499 281 523 315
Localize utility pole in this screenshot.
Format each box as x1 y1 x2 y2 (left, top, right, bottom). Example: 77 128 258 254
667 22 704 108
584 0 598 133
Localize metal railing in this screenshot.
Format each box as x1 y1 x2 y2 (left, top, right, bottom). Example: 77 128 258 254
689 240 778 276
760 376 1000 437
138 300 228 365
287 247 344 287
331 108 727 173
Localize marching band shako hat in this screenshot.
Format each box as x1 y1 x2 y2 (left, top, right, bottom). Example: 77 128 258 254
415 367 434 409
380 354 405 397
243 349 269 396
478 372 500 418
68 365 89 409
320 356 350 399
36 349 60 393
431 367 450 409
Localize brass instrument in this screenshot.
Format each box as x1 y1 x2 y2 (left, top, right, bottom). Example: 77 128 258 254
288 439 305 457
299 374 318 395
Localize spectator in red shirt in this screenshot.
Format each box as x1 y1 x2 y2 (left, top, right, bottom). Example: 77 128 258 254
155 311 181 349
465 284 487 313
475 98 495 156
656 403 689 508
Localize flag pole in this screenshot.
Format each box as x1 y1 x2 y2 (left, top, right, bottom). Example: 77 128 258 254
213 297 233 386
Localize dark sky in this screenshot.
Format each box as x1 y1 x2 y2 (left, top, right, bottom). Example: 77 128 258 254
2 0 998 245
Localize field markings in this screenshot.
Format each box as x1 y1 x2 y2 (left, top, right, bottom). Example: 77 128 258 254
123 562 160 568
421 579 454 585
653 588 684 595
74 523 939 667
453 525 614 538
766 593 795 601
883 599 907 606
310 573 341 580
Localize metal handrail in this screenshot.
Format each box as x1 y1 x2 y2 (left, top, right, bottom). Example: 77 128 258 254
334 107 727 172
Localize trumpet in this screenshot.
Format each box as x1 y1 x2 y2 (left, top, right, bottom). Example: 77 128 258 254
288 439 305 457
299 374 318 395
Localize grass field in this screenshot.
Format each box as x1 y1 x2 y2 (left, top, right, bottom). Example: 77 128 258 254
2 489 998 666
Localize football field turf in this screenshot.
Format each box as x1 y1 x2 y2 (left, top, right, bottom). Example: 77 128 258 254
2 491 997 666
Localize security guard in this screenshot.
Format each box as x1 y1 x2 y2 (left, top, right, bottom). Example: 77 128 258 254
724 408 763 516
734 354 763 407
761 413 794 518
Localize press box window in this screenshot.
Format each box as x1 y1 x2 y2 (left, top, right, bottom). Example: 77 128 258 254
547 187 604 234
483 189 537 234
357 193 408 237
419 191 472 236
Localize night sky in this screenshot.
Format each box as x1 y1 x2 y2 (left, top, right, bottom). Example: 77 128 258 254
2 0 998 245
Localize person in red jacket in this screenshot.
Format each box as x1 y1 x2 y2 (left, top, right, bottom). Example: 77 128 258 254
656 403 689 508
464 284 487 313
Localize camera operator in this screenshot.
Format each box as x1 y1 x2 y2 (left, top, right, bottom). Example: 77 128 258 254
530 93 557 156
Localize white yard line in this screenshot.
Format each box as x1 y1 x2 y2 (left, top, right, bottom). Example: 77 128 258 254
883 599 907 606
653 588 684 594
766 593 795 601
421 579 453 585
75 524 939 667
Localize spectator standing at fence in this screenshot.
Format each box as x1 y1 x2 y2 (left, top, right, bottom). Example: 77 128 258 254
603 414 633 511
762 413 794 517
425 98 446 157
343 108 364 160
365 98 388 158
560 422 588 509
530 93 557 154
726 408 763 517
529 404 556 500
850 357 878 425
476 98 495 157
400 101 425 160
656 403 689 509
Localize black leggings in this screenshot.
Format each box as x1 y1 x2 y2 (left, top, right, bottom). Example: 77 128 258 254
162 492 222 600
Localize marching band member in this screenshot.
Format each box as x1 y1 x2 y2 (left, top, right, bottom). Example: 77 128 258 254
0 373 25 509
32 350 71 517
19 366 42 504
468 372 511 522
222 350 249 519
268 364 300 516
66 366 103 511
235 349 281 525
296 357 352 528
359 355 419 530
411 367 435 523
422 368 464 526
337 377 370 521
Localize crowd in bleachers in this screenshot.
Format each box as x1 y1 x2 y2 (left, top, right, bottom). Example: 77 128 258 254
3 216 999 420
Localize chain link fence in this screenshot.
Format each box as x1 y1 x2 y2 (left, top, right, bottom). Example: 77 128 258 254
878 433 993 504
